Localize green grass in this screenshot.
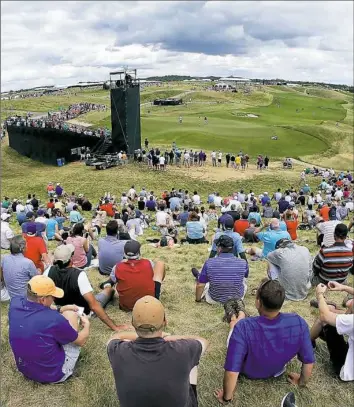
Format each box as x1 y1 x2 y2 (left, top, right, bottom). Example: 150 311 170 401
1 138 354 407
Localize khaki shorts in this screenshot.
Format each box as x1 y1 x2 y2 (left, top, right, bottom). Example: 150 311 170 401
54 343 81 383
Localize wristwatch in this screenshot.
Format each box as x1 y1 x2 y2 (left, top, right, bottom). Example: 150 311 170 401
56 305 62 313
222 395 232 404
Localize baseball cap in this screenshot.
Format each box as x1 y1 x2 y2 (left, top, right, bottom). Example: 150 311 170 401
215 235 234 249
37 209 45 216
224 218 234 230
221 207 227 213
132 295 165 332
275 238 292 249
17 204 25 212
1 213 11 221
26 223 37 235
53 244 75 262
124 240 141 259
28 275 64 298
26 211 34 219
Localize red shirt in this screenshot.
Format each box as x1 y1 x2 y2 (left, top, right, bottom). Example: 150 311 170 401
285 220 298 240
234 219 250 236
99 203 114 217
115 259 155 311
319 206 330 221
47 202 55 209
24 235 47 271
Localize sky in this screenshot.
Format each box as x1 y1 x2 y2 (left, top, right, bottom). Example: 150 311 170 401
1 1 353 91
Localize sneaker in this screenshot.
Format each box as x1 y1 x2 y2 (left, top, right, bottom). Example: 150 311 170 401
281 392 296 407
99 279 114 290
191 268 199 279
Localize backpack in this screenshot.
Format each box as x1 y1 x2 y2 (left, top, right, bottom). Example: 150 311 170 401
160 236 168 247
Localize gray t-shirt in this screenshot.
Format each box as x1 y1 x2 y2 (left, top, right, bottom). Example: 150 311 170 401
98 236 126 275
107 338 202 407
267 244 312 301
1 253 38 298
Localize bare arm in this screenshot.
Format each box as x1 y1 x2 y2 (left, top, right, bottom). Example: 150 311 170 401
195 283 206 302
317 291 337 326
72 315 90 346
83 237 90 252
299 363 314 386
83 292 118 331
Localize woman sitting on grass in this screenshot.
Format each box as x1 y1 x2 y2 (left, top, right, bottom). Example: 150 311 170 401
183 211 208 244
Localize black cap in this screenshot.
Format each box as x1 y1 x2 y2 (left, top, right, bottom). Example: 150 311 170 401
124 240 141 258
215 235 234 249
275 238 292 249
26 211 34 218
224 217 234 230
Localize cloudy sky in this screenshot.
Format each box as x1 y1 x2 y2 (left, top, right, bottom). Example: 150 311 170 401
1 1 353 91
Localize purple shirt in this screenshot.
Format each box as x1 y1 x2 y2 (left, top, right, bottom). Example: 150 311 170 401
225 313 315 379
218 213 233 229
9 297 78 383
146 200 156 211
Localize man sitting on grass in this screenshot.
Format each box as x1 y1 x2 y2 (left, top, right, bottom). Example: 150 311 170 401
45 244 121 331
193 235 248 305
310 282 353 381
215 280 314 404
210 218 246 260
9 275 90 383
107 295 208 407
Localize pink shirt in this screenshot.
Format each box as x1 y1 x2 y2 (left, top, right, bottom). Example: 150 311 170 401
66 236 87 268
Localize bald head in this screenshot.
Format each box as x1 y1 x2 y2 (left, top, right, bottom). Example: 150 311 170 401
270 218 280 230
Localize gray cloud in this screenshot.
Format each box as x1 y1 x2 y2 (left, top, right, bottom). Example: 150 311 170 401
0 1 353 91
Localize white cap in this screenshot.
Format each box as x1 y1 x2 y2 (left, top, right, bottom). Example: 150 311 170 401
1 213 11 221
264 192 268 195
17 204 25 211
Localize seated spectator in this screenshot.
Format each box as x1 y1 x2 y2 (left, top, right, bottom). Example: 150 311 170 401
210 218 246 260
69 205 84 225
107 296 208 407
234 211 250 236
81 197 92 211
215 280 314 404
319 203 330 221
177 205 189 226
246 219 291 259
267 238 312 301
47 182 55 196
284 212 298 241
126 212 143 239
46 212 63 241
16 205 27 226
9 275 90 383
98 220 127 275
46 245 121 331
23 224 51 272
226 205 240 222
192 191 201 205
272 210 288 231
1 235 38 299
112 240 166 311
21 211 46 237
337 202 349 220
47 198 55 210
247 206 261 226
185 212 208 244
278 196 290 214
262 202 274 218
55 183 64 197
218 208 234 230
193 235 248 304
207 203 218 221
312 224 353 286
66 223 95 269
261 192 270 207
137 197 145 211
310 282 353 381
100 199 115 217
1 213 14 249
243 219 259 243
316 211 341 247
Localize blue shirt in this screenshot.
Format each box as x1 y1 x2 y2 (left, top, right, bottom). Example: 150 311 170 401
198 253 249 302
46 218 58 240
256 229 291 257
1 254 38 299
208 194 215 203
248 212 261 226
69 210 83 223
186 221 204 239
218 213 233 229
279 221 287 232
17 212 27 225
261 196 270 206
278 200 290 214
169 197 181 211
55 216 66 230
212 230 245 257
178 211 189 227
9 297 78 383
225 313 315 379
98 236 126 275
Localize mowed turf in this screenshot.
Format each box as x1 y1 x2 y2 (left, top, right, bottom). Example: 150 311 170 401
1 141 354 407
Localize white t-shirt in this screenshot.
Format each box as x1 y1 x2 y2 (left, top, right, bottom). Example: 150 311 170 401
226 200 242 211
218 153 222 160
35 217 48 225
44 269 93 296
336 314 354 381
211 152 216 159
192 195 201 205
1 221 14 249
335 190 343 200
184 153 190 160
159 156 165 165
213 196 222 207
128 188 136 198
156 211 168 226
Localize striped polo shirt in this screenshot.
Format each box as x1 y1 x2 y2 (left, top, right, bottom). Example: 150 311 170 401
198 253 249 303
313 242 353 283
